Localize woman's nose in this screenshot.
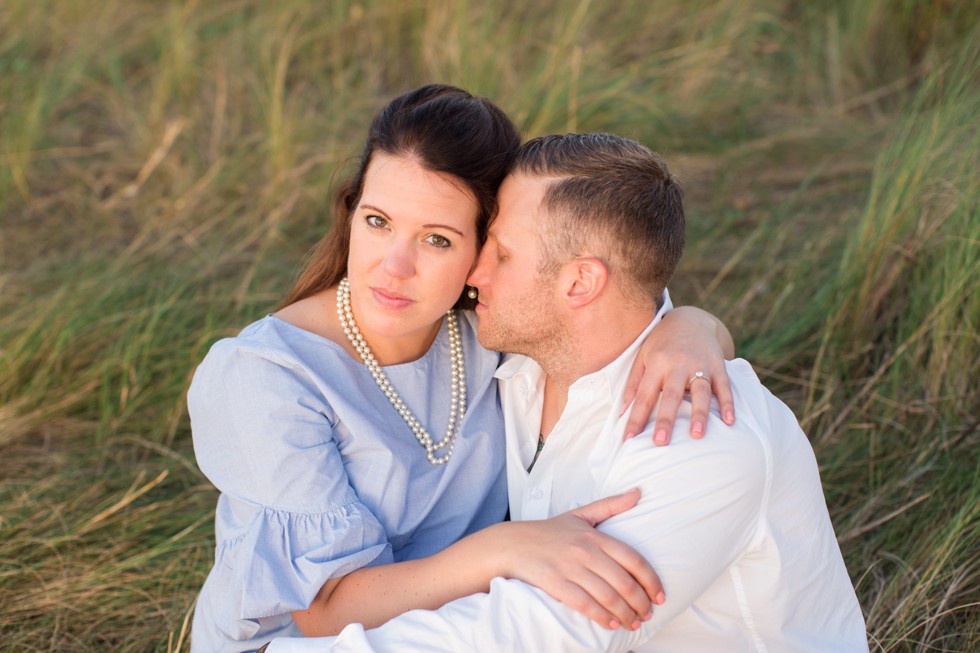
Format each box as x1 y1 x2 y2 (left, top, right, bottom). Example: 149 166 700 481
382 240 416 279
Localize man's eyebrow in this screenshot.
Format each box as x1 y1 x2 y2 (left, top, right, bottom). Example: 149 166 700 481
489 230 511 251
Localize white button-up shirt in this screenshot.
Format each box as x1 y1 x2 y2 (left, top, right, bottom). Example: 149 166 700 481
269 297 868 652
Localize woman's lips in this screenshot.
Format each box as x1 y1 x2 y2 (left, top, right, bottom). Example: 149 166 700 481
371 287 414 309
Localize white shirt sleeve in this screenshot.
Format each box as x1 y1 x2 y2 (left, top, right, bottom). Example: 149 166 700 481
266 415 769 653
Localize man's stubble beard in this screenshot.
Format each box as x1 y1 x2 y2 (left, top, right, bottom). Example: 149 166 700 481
477 278 573 374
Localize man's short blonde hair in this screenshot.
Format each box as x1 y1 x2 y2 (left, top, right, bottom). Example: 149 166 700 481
511 133 684 305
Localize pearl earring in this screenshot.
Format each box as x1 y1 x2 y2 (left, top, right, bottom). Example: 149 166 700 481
467 287 478 299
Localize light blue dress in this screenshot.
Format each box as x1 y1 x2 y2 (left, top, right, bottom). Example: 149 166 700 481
188 310 507 653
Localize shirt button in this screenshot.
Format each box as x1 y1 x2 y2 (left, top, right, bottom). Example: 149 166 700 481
530 488 544 500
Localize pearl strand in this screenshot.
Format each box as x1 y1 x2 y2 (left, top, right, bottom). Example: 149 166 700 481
337 278 466 465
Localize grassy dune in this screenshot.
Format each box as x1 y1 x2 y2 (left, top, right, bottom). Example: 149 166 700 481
1 1 977 650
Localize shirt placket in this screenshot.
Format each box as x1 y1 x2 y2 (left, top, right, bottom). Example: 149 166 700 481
519 375 553 519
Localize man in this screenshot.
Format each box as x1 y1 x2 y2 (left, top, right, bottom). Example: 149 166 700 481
268 133 868 651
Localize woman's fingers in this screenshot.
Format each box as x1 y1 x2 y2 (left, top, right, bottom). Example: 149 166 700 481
689 364 736 436
552 535 659 628
585 529 664 615
650 363 738 441
516 500 665 631
552 580 623 630
623 373 665 440
650 378 685 446
713 366 736 426
687 376 713 439
519 532 652 629
572 488 640 526
564 569 649 630
625 305 738 441
620 357 645 418
570 494 664 615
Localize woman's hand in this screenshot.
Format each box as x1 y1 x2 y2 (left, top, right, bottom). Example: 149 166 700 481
293 493 659 637
496 488 663 631
623 306 736 445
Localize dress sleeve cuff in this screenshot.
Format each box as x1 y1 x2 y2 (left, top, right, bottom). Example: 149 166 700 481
212 502 392 639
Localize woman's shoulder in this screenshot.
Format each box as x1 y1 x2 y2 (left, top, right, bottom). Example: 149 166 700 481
188 315 352 431
271 290 347 342
196 313 351 386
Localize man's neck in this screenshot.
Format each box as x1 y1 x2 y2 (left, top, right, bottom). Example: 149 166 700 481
537 306 656 441
539 376 566 440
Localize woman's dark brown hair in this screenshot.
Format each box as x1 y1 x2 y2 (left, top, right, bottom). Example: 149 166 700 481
282 84 521 310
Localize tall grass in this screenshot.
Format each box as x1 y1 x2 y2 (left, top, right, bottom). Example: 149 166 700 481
1 0 976 650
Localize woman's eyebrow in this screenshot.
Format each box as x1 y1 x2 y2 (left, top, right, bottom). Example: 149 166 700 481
359 203 390 217
360 204 467 237
422 223 466 237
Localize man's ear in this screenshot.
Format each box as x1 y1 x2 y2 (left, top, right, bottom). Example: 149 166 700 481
562 257 608 309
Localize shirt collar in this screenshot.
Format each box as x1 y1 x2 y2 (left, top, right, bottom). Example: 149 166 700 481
494 289 673 400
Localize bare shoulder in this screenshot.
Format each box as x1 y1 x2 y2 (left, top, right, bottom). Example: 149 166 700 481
273 287 346 345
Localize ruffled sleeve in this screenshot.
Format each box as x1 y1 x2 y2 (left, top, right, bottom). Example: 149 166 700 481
189 334 392 639
210 504 392 640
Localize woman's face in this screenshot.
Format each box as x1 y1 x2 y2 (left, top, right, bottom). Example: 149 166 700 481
346 152 480 352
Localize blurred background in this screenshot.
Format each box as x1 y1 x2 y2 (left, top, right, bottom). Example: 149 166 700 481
0 0 977 650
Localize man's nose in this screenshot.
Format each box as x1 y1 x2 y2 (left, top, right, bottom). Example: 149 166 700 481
467 249 491 289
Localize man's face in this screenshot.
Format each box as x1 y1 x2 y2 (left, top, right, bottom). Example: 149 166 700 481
467 173 563 355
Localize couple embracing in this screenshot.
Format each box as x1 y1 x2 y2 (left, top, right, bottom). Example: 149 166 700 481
190 85 867 652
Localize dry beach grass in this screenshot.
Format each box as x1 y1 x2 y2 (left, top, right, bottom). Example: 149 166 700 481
0 0 977 650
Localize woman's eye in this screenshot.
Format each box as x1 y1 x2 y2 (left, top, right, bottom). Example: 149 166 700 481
426 234 451 248
365 215 388 229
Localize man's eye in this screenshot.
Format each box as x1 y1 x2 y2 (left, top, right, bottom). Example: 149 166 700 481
366 215 388 229
426 234 451 248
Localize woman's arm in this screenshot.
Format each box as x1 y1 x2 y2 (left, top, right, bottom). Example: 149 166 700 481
294 306 736 636
194 335 662 643
292 489 662 636
623 306 736 445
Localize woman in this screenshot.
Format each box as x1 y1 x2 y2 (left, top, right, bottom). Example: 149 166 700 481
189 85 734 653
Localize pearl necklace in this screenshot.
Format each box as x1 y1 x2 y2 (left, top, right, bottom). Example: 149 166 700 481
337 278 466 465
